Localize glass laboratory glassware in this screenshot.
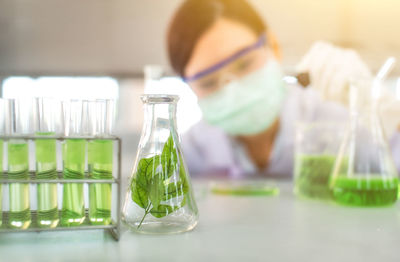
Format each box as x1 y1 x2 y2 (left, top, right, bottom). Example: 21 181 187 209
8 98 33 229
294 122 345 200
144 65 164 92
35 98 62 228
61 100 86 226
330 79 399 206
88 99 115 225
0 99 7 227
398 77 400 199
122 94 198 234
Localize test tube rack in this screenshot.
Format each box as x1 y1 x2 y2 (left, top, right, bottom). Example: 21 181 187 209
0 135 122 241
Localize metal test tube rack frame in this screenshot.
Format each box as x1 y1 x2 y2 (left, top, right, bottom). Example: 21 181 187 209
0 135 122 241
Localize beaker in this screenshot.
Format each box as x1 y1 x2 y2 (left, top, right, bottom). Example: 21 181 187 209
330 79 398 206
122 94 198 234
294 122 344 200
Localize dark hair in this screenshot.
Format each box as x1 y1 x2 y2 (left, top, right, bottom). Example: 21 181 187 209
167 0 267 77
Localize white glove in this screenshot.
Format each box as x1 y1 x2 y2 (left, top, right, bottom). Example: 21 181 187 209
296 41 372 104
297 41 400 137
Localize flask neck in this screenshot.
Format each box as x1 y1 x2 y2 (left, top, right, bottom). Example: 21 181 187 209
141 101 178 147
349 79 380 119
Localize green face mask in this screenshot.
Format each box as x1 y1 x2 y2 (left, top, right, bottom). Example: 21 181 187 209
198 60 287 136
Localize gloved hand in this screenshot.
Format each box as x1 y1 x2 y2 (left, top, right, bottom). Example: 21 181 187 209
297 41 400 137
296 41 371 104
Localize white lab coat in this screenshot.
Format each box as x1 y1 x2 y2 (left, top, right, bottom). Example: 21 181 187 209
181 84 400 178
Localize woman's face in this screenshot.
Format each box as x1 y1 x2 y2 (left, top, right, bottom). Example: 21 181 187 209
184 18 274 98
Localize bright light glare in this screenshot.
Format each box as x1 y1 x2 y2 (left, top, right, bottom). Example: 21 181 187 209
2 76 119 100
144 77 202 133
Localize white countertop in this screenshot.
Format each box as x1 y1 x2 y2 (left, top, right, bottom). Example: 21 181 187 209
1 180 399 262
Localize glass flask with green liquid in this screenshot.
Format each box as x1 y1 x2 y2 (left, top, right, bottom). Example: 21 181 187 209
330 79 398 206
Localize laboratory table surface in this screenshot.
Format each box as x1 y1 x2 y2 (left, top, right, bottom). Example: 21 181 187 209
0 180 399 262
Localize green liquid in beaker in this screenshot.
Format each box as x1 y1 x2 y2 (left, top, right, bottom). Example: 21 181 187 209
332 176 398 206
88 139 113 225
398 181 400 199
36 132 59 228
294 154 336 200
8 140 31 229
61 139 86 226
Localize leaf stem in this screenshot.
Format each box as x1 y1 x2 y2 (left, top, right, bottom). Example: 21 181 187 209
137 204 151 229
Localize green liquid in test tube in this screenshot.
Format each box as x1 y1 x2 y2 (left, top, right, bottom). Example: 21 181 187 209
88 139 113 225
61 139 86 226
87 99 115 225
36 132 59 228
0 99 5 227
0 139 3 227
8 140 31 229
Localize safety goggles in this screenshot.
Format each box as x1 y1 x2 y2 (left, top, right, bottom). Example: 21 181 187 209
183 34 268 92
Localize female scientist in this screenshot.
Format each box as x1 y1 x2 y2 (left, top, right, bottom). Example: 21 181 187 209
166 0 400 177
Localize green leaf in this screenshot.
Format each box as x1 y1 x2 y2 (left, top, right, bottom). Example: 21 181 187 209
150 204 177 218
131 156 161 209
161 181 185 201
178 154 190 194
131 178 148 209
136 156 161 184
148 173 164 210
180 194 187 208
131 133 189 225
161 135 178 178
159 154 190 201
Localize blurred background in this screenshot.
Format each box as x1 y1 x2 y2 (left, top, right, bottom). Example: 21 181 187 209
1 0 400 175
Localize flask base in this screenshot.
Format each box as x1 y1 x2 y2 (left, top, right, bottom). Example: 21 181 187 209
124 219 198 234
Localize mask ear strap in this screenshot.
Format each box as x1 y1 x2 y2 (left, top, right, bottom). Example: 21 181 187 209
183 34 267 83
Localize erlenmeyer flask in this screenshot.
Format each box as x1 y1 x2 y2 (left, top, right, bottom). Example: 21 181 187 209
330 79 398 206
122 94 198 234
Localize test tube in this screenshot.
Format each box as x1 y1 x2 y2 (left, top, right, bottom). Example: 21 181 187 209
0 99 7 227
61 100 86 226
35 98 61 228
88 99 115 225
8 98 33 229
